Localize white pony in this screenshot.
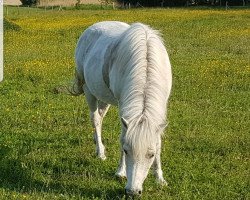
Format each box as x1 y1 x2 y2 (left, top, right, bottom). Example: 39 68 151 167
73 21 172 197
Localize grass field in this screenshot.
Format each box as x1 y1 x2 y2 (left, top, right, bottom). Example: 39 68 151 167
1 6 249 200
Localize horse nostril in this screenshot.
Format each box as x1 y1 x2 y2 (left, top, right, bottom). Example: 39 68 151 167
138 190 142 195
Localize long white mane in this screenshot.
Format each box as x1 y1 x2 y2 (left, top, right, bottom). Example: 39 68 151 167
110 23 172 152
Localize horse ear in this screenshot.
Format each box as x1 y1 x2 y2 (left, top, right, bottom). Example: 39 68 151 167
121 117 128 129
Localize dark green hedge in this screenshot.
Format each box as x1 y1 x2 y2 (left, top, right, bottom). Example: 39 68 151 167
20 0 37 6
118 0 247 7
119 0 187 7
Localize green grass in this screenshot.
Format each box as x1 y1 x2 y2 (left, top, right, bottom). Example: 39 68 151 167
1 6 249 200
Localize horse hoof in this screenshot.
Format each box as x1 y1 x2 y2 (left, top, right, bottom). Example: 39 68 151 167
157 178 168 186
115 172 127 179
99 155 106 160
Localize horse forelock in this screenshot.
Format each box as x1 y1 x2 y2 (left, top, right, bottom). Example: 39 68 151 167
124 115 158 156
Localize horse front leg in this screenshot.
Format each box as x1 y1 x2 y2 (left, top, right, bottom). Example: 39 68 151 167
115 149 126 178
153 137 168 186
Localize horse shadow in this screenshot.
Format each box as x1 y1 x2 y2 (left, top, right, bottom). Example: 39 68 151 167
0 144 126 200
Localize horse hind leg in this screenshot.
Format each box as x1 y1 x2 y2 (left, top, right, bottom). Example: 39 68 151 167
94 101 110 160
84 86 110 160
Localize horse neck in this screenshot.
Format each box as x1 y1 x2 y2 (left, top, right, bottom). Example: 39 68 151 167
115 28 169 125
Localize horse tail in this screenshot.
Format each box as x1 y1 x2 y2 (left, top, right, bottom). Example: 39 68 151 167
52 69 84 96
70 69 85 96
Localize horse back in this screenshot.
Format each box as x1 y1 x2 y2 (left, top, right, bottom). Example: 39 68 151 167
75 21 129 105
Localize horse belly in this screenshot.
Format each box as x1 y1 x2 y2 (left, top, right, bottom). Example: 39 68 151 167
88 82 117 105
96 88 117 105
84 64 117 105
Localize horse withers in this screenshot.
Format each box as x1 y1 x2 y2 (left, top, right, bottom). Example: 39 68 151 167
73 21 172 197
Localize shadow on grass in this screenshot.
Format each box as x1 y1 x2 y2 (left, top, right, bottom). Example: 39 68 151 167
0 144 125 199
1 180 125 199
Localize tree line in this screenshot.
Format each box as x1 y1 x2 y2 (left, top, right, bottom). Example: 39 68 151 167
119 0 248 7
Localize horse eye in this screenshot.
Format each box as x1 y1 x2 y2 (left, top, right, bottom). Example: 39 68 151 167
124 149 128 155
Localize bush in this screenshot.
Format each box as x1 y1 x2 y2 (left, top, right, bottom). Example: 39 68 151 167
165 0 187 6
227 0 245 6
20 0 37 6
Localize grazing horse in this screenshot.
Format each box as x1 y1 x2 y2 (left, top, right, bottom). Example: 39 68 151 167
73 21 172 197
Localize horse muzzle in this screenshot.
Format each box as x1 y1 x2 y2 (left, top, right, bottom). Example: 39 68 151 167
125 188 142 199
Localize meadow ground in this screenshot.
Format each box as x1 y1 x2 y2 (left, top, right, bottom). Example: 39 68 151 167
1 6 249 200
